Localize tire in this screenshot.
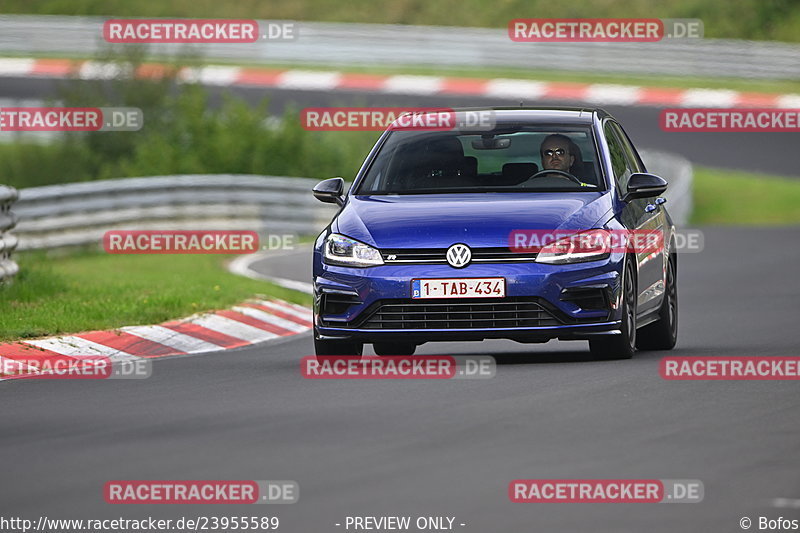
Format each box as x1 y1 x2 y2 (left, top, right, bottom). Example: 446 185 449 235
314 333 363 357
373 342 417 356
636 255 678 351
590 260 636 360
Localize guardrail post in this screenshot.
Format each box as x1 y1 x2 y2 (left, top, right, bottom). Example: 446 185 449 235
0 184 20 283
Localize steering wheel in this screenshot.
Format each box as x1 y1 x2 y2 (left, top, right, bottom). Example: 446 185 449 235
527 169 584 185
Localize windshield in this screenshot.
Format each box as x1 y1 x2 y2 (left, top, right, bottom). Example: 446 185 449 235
354 126 603 194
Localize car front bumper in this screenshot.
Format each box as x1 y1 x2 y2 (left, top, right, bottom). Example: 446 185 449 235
313 251 626 344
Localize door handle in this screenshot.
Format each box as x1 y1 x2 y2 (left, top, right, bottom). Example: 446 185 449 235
645 204 657 213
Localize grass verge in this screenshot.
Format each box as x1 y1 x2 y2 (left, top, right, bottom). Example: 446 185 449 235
0 247 312 342
692 166 800 225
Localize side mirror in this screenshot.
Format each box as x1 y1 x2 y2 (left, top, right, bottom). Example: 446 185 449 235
623 173 668 201
313 177 345 206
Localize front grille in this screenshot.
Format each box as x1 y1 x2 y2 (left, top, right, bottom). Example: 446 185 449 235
382 247 537 264
357 298 561 330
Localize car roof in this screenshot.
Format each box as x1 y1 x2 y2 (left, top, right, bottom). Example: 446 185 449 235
449 106 612 125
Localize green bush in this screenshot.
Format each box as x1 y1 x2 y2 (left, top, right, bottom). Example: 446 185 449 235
0 52 378 188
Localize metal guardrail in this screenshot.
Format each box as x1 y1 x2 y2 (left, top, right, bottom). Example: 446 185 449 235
13 151 691 252
0 184 20 282
0 15 798 80
13 175 337 250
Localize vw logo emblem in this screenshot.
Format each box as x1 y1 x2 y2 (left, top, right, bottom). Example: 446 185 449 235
446 243 471 268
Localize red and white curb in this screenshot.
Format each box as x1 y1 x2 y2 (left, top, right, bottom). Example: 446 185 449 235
0 298 312 380
1 57 798 109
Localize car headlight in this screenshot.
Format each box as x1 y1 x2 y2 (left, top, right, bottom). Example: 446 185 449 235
324 234 384 267
535 229 612 264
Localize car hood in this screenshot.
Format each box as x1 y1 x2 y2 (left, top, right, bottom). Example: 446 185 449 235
334 193 613 249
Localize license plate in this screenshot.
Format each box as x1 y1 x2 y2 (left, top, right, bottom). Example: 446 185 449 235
412 278 505 299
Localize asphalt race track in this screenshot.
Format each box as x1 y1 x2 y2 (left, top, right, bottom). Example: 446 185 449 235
2 227 799 532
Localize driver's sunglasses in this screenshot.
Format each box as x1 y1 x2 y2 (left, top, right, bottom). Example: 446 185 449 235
543 148 567 157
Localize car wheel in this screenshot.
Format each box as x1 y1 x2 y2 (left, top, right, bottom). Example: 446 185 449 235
314 333 363 357
373 342 417 356
589 260 636 360
636 255 678 351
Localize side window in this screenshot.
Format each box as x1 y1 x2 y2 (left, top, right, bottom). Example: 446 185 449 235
603 122 633 192
609 122 645 173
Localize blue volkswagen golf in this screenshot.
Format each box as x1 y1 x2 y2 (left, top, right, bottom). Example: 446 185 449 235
311 108 677 359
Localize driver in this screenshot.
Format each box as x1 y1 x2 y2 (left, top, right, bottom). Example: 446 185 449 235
540 134 577 172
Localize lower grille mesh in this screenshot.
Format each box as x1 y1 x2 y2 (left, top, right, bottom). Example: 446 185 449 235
358 299 561 330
